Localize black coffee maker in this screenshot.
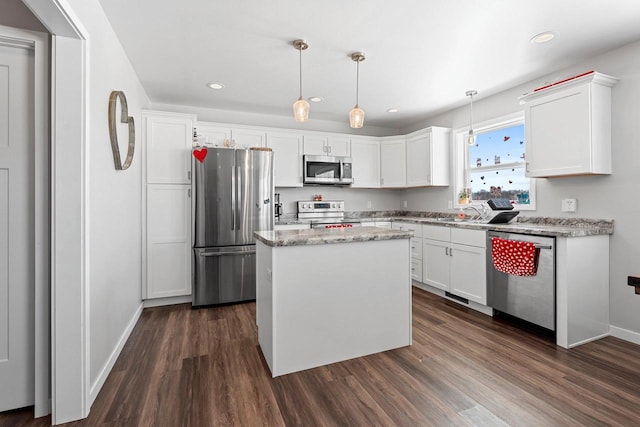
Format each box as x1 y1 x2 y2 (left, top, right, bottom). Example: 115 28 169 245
274 193 283 220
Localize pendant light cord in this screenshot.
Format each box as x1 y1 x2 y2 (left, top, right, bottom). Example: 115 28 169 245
469 93 474 131
355 60 360 106
299 47 303 98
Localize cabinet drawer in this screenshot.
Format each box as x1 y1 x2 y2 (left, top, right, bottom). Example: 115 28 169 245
451 228 485 247
422 224 450 242
410 237 422 259
411 259 423 282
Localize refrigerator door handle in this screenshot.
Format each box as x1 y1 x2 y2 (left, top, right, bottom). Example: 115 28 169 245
199 249 257 257
236 162 242 227
231 165 236 230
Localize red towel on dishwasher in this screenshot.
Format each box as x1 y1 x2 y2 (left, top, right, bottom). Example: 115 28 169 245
491 237 538 276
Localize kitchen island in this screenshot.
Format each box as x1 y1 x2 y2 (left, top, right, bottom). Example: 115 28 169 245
254 227 413 377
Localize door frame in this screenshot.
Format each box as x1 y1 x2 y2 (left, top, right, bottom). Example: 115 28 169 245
19 0 90 424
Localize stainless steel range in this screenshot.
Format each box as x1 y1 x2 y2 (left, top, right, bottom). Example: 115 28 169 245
297 201 361 229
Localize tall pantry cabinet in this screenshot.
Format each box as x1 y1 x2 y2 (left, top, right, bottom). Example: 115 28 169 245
142 111 194 300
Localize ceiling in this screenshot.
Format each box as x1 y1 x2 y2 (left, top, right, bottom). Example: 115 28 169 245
97 0 640 131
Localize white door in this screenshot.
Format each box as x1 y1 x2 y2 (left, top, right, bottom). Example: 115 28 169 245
0 43 35 411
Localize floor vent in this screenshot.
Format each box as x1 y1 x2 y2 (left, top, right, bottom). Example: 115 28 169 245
445 292 469 304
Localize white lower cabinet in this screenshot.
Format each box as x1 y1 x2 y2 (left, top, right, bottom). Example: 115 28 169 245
422 225 487 305
146 184 192 299
392 222 422 282
375 221 392 229
362 220 392 229
274 223 310 231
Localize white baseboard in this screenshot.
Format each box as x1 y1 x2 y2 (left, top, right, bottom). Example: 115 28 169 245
143 294 192 308
88 302 144 407
610 325 640 345
567 332 611 348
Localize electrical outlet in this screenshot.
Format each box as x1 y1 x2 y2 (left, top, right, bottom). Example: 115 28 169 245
403 200 408 208
367 200 372 209
561 198 577 212
447 200 453 209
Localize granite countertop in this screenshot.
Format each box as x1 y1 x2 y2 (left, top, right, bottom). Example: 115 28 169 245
255 227 413 247
388 216 613 237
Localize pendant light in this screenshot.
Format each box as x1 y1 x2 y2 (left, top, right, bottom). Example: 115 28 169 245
292 39 310 122
349 52 366 128
465 90 478 145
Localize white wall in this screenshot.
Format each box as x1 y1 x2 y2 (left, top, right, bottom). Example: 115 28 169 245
64 0 150 394
400 39 640 337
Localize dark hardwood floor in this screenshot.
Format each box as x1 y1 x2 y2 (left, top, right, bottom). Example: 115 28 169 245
3 287 640 426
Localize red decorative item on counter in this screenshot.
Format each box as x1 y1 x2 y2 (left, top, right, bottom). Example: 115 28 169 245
491 237 538 276
193 147 208 163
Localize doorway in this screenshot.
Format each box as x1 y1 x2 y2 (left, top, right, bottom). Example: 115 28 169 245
0 37 36 414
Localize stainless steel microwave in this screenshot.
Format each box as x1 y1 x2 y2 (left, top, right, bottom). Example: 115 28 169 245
303 155 353 185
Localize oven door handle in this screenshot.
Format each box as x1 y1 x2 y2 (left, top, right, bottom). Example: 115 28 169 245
200 249 256 257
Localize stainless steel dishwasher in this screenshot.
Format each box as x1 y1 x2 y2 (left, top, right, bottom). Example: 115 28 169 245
487 231 556 331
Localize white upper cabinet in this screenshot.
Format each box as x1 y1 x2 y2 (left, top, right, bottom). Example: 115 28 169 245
233 128 266 148
195 122 266 148
520 72 618 178
351 138 380 188
303 135 327 156
267 132 303 187
144 112 194 184
406 127 450 187
194 123 229 147
380 138 406 187
303 135 351 157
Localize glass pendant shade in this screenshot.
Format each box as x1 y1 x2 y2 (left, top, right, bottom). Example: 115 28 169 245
349 105 365 128
293 96 310 122
465 90 478 145
292 39 309 122
467 129 475 145
349 52 366 129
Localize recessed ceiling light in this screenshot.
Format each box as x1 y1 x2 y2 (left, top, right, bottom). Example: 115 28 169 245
206 82 225 89
386 108 399 113
308 96 323 103
530 31 555 44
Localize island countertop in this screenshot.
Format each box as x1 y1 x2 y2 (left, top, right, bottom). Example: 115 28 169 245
255 226 412 247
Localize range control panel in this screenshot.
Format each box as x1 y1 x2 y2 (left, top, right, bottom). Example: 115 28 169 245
297 200 345 220
297 201 344 213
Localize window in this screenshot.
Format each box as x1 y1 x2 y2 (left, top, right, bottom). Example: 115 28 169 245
453 113 535 210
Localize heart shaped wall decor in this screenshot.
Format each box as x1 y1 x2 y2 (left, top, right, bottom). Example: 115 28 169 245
193 147 208 163
108 91 135 170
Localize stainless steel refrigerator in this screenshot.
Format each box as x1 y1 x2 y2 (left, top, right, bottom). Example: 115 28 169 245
192 148 273 306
